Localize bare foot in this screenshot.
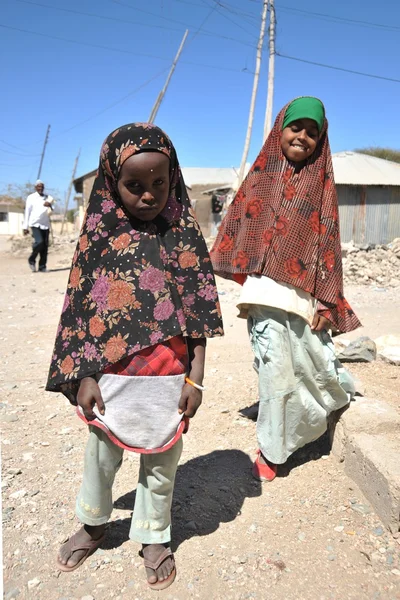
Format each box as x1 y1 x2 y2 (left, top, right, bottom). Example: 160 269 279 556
141 543 175 585
58 524 105 570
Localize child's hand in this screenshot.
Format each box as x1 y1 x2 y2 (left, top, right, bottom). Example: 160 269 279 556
77 377 105 421
178 383 202 419
311 314 331 332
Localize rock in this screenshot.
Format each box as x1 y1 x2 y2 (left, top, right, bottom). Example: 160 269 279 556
27 578 41 590
5 588 20 600
343 240 400 287
0 414 19 423
350 503 371 515
337 337 377 363
185 520 197 531
378 347 400 366
375 334 400 352
9 489 28 500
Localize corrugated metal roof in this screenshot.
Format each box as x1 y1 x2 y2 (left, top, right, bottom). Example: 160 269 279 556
181 167 239 187
332 152 400 186
181 164 250 188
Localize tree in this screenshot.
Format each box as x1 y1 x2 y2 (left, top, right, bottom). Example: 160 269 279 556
0 181 61 210
355 147 400 164
66 209 75 223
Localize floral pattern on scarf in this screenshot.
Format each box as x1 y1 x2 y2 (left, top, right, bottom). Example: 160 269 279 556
47 124 223 401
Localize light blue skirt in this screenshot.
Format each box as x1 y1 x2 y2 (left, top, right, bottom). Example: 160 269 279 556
248 306 355 464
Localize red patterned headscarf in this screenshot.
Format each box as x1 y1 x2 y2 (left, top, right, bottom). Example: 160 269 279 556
210 99 360 333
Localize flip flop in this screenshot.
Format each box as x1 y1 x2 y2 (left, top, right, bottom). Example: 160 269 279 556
139 546 177 591
56 531 105 572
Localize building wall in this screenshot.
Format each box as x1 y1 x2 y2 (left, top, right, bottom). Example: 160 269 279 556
83 174 97 210
337 185 400 244
0 211 24 235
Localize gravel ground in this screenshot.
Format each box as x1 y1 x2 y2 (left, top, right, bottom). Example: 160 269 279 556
1 242 400 600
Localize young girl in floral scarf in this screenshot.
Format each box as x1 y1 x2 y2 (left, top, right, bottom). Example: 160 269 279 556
211 97 359 482
47 123 223 590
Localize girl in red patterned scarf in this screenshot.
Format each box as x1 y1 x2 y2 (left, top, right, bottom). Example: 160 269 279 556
211 97 359 482
50 124 223 590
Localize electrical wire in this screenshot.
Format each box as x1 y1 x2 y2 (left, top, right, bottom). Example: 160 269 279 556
50 67 169 140
0 22 255 73
112 0 258 44
278 4 400 32
277 52 400 84
15 0 257 48
200 0 259 36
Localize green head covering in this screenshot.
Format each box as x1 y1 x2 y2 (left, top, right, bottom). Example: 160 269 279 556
282 97 325 133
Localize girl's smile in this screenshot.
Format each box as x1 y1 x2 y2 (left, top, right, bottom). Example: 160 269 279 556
280 118 319 163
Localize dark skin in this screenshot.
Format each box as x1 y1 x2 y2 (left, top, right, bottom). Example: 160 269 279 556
58 152 206 585
23 183 52 235
280 118 319 164
258 119 331 468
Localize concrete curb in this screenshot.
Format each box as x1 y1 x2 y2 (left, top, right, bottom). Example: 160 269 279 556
331 397 400 534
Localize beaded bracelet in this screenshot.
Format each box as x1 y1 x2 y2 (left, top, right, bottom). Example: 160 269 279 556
185 377 206 392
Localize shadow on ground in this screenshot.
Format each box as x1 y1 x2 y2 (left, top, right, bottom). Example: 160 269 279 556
103 449 261 552
238 401 349 478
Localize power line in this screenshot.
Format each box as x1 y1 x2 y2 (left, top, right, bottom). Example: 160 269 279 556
277 52 400 84
50 68 169 140
112 0 258 45
16 0 257 48
0 22 255 74
201 0 259 36
0 147 40 158
278 4 400 32
0 139 39 155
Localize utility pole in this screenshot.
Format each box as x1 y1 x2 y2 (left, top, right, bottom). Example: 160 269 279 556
148 30 189 123
237 0 269 187
60 150 80 236
37 124 51 181
263 0 276 141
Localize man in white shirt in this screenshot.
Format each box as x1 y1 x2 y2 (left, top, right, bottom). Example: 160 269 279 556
23 180 54 272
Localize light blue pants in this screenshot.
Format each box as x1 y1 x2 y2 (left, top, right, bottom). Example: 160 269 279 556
248 306 355 464
76 427 183 544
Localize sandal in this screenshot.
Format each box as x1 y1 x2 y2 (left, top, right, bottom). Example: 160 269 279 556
139 546 177 591
56 531 105 572
252 449 278 482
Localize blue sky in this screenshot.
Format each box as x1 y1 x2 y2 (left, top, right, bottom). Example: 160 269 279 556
1 0 399 200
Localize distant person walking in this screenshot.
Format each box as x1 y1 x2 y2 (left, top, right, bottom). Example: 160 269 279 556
23 180 54 272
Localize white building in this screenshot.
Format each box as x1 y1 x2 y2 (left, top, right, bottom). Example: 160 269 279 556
0 199 24 235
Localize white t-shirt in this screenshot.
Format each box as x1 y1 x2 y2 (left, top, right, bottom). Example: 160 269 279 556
237 274 317 325
23 192 54 230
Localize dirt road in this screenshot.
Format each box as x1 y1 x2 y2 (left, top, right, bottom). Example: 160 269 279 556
1 241 400 600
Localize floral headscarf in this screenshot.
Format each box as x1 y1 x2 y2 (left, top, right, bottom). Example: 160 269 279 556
210 99 360 333
47 123 223 400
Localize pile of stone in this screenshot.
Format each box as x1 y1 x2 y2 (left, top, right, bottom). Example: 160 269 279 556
343 238 400 288
335 334 400 366
9 233 77 256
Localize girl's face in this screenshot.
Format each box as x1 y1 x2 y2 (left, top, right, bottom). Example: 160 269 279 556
280 118 319 163
117 151 170 221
